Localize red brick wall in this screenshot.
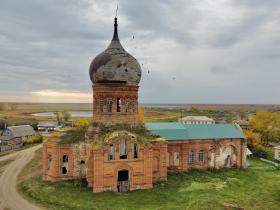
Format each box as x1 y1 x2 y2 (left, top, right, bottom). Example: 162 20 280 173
42 142 75 181
43 137 247 192
166 138 247 172
92 84 140 125
89 133 165 192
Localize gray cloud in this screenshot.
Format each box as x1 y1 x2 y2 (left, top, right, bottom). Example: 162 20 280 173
0 0 280 103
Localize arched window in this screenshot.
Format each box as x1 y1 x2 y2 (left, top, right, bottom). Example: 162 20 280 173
108 144 115 160
132 143 138 159
131 99 136 113
99 98 104 112
119 139 128 159
93 97 97 112
199 149 205 163
117 97 122 112
107 98 112 112
47 155 52 170
61 155 68 175
125 98 130 112
174 152 180 166
62 155 68 163
188 149 195 164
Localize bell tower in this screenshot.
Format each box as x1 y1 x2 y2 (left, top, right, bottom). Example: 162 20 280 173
89 18 142 125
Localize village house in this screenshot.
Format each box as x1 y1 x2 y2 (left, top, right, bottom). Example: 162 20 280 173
179 116 215 125
0 125 35 152
42 17 247 193
38 121 59 132
235 119 250 130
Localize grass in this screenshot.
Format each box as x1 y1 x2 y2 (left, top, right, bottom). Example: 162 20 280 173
18 159 280 210
18 148 42 182
0 103 180 125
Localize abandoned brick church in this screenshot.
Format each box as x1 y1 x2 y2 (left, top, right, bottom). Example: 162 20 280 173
42 18 247 193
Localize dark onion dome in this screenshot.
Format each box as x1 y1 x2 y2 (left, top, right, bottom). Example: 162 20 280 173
89 18 141 85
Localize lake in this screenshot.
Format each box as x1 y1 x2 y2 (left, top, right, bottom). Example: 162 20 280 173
32 111 92 117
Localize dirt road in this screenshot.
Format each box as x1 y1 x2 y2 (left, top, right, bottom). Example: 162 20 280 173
0 144 43 210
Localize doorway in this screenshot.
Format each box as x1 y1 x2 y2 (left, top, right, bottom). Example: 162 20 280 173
80 160 86 178
117 170 129 192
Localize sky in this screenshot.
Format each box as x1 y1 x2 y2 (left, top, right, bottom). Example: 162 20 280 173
0 0 280 104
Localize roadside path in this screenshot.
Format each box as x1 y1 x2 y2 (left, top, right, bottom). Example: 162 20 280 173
0 144 43 210
0 150 20 162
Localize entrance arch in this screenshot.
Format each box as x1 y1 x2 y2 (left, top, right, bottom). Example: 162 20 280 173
118 170 129 192
222 145 237 168
114 164 133 192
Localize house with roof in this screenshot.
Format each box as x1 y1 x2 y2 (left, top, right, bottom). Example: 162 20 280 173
179 116 215 125
38 121 59 132
0 125 35 152
42 17 247 193
146 122 246 171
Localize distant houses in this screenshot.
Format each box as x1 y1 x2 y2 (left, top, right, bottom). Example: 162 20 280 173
0 125 35 152
38 121 59 132
179 116 215 124
235 120 250 130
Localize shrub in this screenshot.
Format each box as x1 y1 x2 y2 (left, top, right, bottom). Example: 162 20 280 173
251 145 268 159
23 134 43 145
51 131 60 138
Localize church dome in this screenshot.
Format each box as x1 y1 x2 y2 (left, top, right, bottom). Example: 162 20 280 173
89 18 141 86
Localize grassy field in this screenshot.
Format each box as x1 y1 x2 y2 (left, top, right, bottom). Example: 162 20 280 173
0 103 181 126
1 102 280 122
18 156 280 210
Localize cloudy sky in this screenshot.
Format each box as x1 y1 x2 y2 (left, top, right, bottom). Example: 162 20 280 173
0 0 280 104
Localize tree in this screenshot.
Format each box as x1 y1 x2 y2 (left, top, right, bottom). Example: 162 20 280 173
23 134 43 144
9 104 17 111
51 131 60 138
62 111 71 122
189 106 199 113
74 119 90 130
249 111 280 145
53 112 61 124
0 104 5 111
138 105 145 123
244 130 261 149
239 111 246 120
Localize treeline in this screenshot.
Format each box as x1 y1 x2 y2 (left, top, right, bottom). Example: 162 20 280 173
245 111 280 159
0 103 18 111
250 111 280 145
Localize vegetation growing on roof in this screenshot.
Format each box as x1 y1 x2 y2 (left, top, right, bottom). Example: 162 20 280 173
58 129 86 144
90 123 160 148
56 122 160 145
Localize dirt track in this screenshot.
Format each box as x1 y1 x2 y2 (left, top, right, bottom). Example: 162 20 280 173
0 144 43 210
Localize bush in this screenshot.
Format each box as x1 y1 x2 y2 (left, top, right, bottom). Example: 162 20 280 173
251 145 268 159
23 134 43 145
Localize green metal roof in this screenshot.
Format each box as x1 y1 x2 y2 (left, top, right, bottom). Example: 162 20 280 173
145 122 245 141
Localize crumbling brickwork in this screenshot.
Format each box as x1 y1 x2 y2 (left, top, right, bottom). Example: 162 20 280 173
92 84 140 125
166 138 247 172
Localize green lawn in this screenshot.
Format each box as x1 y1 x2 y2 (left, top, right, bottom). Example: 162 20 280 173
18 159 280 210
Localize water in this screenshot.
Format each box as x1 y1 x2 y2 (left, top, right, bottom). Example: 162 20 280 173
31 104 182 117
32 111 92 117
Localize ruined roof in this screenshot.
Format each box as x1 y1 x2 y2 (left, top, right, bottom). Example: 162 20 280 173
89 17 141 85
145 122 246 141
